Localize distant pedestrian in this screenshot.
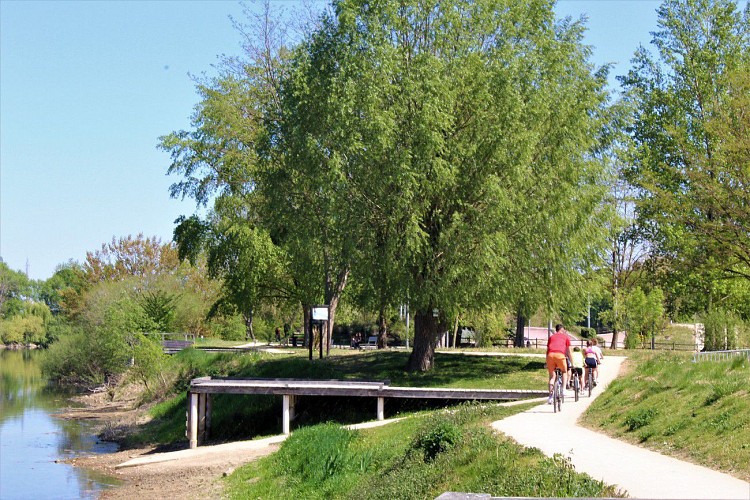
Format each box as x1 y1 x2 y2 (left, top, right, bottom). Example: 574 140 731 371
275 327 281 343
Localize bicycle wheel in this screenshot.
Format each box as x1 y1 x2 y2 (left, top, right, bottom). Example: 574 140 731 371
574 374 580 402
556 379 563 412
587 370 593 397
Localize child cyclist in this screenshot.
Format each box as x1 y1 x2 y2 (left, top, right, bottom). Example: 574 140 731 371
569 346 584 390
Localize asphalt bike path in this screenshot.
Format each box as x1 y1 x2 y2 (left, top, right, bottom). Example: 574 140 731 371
491 355 750 499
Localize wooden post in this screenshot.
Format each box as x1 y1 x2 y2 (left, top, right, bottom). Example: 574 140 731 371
189 392 198 449
198 393 206 444
205 394 212 440
283 394 292 434
377 397 384 421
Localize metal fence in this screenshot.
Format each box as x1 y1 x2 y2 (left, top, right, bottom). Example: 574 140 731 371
692 349 750 363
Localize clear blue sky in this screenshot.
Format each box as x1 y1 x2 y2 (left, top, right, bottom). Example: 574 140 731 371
0 0 682 280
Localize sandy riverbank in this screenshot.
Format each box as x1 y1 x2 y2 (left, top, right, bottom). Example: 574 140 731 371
56 389 277 499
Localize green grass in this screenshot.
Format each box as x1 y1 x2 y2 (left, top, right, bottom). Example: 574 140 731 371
580 351 750 481
224 403 623 499
660 324 696 345
125 349 547 446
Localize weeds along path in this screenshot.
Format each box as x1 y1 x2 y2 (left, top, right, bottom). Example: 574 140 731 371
491 355 750 499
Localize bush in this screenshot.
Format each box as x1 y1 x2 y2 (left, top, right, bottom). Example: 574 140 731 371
411 415 463 462
580 327 598 339
624 407 658 431
41 324 130 386
129 334 175 398
702 309 740 350
210 314 247 340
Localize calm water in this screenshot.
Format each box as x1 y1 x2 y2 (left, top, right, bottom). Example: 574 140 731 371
0 349 122 500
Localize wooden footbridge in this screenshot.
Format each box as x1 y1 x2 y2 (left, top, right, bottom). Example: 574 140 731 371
186 377 548 448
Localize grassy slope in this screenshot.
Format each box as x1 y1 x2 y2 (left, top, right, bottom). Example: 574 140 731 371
128 347 748 497
224 403 623 499
130 349 547 446
580 351 750 481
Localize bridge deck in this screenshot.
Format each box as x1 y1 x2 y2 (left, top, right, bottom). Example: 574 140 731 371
186 377 547 448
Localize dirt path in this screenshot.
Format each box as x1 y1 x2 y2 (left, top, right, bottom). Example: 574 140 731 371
491 356 750 499
57 389 281 500
68 442 279 500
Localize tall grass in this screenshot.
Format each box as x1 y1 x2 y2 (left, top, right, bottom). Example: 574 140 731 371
224 403 623 499
581 352 750 481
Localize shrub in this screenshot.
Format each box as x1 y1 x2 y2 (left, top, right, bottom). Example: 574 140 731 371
210 314 246 340
129 334 175 398
580 327 598 339
411 415 463 462
624 407 657 431
702 309 740 351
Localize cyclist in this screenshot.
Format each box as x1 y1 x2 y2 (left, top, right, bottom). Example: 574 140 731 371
583 339 601 388
546 324 574 404
570 346 584 391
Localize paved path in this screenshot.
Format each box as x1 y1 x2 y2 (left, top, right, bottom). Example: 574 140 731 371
492 356 750 499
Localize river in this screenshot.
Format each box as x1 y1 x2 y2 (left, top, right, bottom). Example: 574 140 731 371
0 349 122 500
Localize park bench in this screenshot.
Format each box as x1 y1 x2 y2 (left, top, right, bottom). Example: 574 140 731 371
162 339 194 354
361 336 378 349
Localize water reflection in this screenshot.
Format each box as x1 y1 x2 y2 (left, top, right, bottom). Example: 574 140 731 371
0 350 122 499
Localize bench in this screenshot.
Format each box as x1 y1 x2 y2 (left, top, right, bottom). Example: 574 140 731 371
162 339 194 354
361 336 378 349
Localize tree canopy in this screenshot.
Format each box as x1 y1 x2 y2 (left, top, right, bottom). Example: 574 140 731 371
621 0 750 314
161 0 612 370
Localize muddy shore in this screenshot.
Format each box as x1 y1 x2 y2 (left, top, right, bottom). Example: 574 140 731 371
57 390 277 499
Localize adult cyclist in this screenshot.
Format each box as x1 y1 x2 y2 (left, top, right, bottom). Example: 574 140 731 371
546 324 574 404
583 339 602 388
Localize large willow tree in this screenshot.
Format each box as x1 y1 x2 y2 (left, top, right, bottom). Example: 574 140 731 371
268 0 610 371
163 0 610 371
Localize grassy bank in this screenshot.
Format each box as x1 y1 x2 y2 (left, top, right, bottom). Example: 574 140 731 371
224 403 623 499
127 349 547 446
580 351 750 481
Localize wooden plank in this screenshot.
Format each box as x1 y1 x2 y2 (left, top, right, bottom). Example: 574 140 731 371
188 379 546 401
381 387 548 400
188 392 198 449
198 393 206 444
191 377 389 386
282 395 292 434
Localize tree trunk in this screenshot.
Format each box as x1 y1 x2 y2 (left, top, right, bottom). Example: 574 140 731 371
324 268 349 357
406 309 443 372
302 304 311 349
377 307 387 349
515 311 526 347
452 314 460 348
610 244 620 349
243 310 255 341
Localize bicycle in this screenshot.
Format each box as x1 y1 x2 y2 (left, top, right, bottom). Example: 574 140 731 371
553 367 564 412
571 369 581 402
585 365 595 397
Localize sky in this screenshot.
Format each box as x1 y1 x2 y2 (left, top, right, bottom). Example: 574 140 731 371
0 0 683 280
